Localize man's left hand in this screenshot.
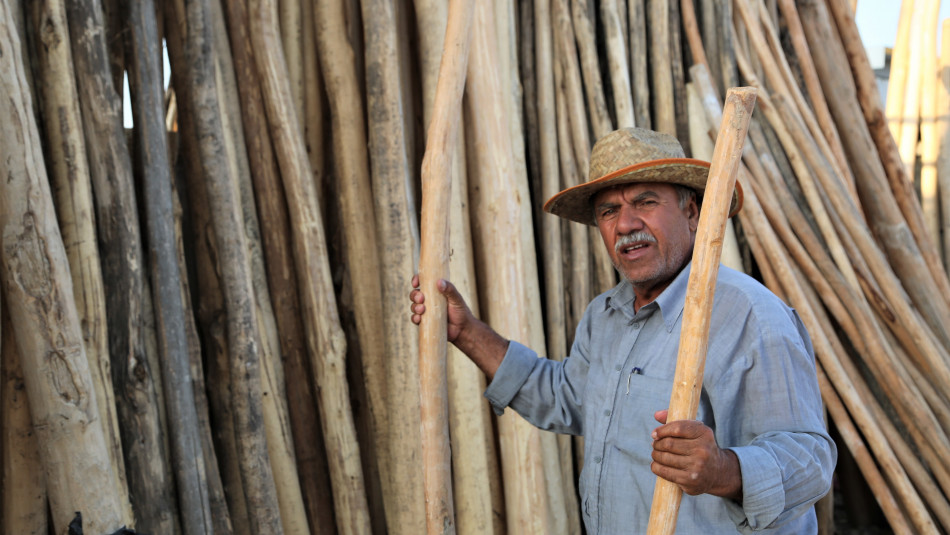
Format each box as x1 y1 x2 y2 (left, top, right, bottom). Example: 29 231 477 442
651 410 743 500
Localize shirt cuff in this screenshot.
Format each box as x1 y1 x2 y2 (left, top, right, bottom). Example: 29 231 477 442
483 340 538 415
727 445 785 530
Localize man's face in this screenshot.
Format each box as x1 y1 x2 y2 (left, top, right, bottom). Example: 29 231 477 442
593 182 699 301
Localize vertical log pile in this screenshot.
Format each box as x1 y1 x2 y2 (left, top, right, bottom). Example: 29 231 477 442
1 0 948 533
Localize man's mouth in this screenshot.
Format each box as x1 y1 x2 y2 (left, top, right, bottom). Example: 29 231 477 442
616 232 657 256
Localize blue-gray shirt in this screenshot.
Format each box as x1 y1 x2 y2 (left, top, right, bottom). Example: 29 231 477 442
484 263 836 534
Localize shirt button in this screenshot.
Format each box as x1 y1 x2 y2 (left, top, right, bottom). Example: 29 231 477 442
603 409 611 417
615 364 622 372
594 456 602 463
633 322 640 329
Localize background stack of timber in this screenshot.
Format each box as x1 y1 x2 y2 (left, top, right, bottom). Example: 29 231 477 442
0 0 948 533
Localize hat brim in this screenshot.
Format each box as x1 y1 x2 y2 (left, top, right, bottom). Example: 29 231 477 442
542 158 743 226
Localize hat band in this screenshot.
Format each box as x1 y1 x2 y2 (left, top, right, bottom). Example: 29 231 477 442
593 157 710 183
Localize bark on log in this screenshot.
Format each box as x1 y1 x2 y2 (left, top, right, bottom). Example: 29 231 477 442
127 0 216 532
252 0 373 532
1 307 49 535
182 112 252 535
825 0 950 301
219 0 338 531
168 1 285 533
363 0 430 531
629 0 651 128
647 0 676 135
0 5 125 530
571 0 612 138
799 0 950 348
208 1 313 531
66 0 180 530
28 0 132 526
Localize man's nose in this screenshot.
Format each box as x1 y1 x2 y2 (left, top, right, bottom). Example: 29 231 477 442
616 205 644 233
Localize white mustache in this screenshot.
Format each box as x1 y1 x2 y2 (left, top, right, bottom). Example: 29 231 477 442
615 231 657 254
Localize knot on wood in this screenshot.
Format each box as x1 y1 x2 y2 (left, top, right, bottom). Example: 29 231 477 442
48 346 87 409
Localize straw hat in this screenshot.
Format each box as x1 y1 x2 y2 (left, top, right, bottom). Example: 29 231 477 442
543 127 743 225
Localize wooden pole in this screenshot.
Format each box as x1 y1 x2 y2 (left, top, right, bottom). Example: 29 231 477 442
465 1 554 531
129 0 217 532
66 0 180 530
648 0 676 135
917 0 942 252
801 0 950 347
0 3 125 530
629 0 651 128
28 0 132 526
941 19 950 270
571 0 612 137
1 305 49 535
884 0 916 148
602 0 635 127
219 0 337 531
201 0 314 530
645 87 756 535
252 0 373 532
418 1 476 531
413 2 504 533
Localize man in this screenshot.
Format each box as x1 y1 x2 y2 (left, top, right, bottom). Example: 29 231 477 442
410 127 836 533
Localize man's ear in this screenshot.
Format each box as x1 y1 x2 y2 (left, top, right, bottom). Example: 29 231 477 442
687 198 700 232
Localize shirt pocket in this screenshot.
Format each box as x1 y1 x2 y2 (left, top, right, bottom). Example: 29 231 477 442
612 373 674 463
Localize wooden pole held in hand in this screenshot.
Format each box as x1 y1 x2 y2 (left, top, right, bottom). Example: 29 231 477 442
419 0 475 533
645 87 757 535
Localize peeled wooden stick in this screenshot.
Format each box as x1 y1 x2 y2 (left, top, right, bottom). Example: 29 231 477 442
418 0 475 533
646 87 757 535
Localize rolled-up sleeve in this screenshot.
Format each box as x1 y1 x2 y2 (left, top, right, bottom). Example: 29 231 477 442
484 341 539 416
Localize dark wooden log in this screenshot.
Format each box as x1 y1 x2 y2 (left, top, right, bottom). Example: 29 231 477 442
65 0 181 530
219 0 338 531
126 0 216 532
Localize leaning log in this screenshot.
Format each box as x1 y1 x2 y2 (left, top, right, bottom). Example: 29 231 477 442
27 0 132 526
465 2 555 531
1 306 49 535
0 4 125 530
127 0 216 532
219 0 338 531
67 0 180 529
252 0 373 531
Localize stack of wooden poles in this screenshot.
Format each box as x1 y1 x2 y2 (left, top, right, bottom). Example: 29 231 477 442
0 0 948 534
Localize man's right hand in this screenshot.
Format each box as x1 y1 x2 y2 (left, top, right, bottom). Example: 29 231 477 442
409 274 508 379
409 274 473 343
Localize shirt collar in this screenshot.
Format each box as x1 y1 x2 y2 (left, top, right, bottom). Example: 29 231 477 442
605 261 692 331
